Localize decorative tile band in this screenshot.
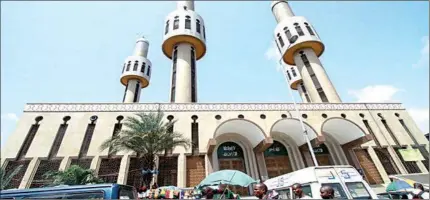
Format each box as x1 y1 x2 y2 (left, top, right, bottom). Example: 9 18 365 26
23 103 404 112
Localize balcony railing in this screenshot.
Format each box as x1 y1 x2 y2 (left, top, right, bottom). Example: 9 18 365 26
24 102 404 112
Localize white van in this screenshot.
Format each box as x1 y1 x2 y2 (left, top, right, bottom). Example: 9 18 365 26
264 165 378 199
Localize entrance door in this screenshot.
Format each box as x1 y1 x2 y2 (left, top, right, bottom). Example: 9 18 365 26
217 142 249 196
264 141 292 178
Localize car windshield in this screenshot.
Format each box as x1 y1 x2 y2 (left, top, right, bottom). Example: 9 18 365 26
345 182 371 199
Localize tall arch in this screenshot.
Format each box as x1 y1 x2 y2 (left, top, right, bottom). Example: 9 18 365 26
214 118 266 148
270 118 320 146
321 117 382 184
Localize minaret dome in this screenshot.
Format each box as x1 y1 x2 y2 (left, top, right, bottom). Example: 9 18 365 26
272 1 324 65
120 37 152 103
162 1 207 60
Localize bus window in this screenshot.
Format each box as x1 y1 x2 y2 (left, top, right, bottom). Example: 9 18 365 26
292 185 313 199
345 182 371 199
23 191 104 199
321 183 347 199
275 188 291 199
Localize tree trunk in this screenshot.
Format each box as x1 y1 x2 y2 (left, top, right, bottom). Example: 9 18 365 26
140 154 155 187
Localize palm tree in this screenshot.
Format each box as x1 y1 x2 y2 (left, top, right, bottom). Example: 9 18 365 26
0 165 23 190
99 111 191 187
43 165 104 186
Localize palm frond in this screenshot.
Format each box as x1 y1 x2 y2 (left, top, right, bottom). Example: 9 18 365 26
0 165 23 190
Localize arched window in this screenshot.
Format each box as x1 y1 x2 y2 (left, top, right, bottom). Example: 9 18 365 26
147 66 151 76
294 23 304 36
277 33 284 47
185 16 191 29
291 67 297 76
286 70 292 80
196 19 201 33
141 62 146 73
304 22 315 35
133 61 138 71
165 20 170 34
283 27 292 41
173 16 179 30
126 61 131 71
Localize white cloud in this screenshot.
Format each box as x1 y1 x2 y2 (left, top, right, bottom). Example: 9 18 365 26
408 108 429 133
1 113 18 121
265 42 283 72
348 85 429 133
413 36 429 68
347 85 403 103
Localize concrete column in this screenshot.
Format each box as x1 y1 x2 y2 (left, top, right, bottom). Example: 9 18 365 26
174 43 193 103
416 161 428 173
123 79 141 103
19 157 39 189
91 156 101 174
177 153 186 187
367 147 390 183
294 48 341 103
205 154 213 176
387 147 408 174
255 152 268 180
301 149 314 167
59 156 71 171
292 146 305 169
271 0 295 23
117 155 131 184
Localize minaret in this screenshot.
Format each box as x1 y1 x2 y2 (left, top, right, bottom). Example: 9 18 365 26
120 37 152 103
162 0 207 103
271 1 342 103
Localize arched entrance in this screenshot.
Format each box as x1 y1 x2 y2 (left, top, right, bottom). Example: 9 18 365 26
321 117 382 184
264 141 293 178
270 118 320 168
217 142 249 196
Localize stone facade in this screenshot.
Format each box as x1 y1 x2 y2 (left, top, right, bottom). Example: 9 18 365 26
1 102 429 190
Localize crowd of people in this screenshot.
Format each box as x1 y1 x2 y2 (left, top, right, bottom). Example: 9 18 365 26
136 181 428 199
136 182 337 199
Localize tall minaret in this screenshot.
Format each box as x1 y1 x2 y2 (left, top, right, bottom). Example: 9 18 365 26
120 37 152 103
271 1 341 103
162 0 207 103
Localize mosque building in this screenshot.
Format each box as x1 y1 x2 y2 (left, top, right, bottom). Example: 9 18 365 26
1 0 429 194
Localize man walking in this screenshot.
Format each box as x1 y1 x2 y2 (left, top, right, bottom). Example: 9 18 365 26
292 183 312 199
320 185 335 199
253 183 269 199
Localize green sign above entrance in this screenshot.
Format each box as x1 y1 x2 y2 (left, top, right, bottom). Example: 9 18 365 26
264 141 288 156
313 144 330 155
217 142 244 159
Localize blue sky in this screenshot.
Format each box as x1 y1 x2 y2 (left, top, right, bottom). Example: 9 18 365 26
1 1 429 145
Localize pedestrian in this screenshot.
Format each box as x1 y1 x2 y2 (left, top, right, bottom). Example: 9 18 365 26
320 185 334 199
201 187 214 199
138 186 148 199
413 183 429 199
292 183 312 199
213 184 236 199
253 183 269 199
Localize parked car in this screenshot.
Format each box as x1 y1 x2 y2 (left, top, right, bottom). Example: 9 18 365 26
377 191 413 199
0 183 137 199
